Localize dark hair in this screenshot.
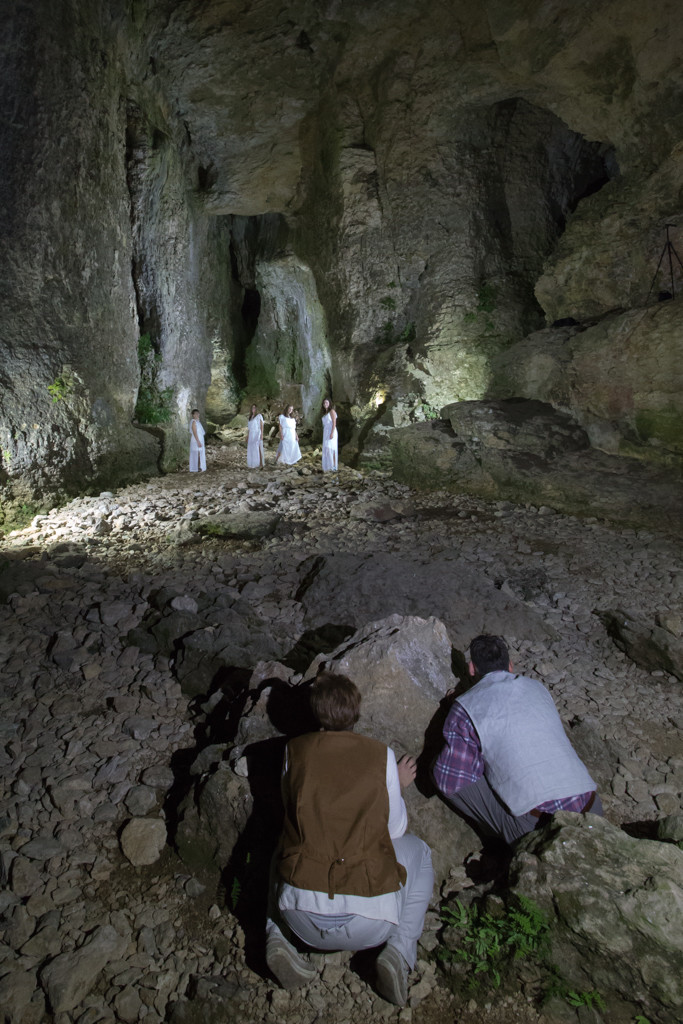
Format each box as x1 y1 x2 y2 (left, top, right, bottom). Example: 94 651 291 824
283 405 294 417
248 405 259 420
191 409 199 416
469 635 509 675
321 397 335 416
309 671 361 731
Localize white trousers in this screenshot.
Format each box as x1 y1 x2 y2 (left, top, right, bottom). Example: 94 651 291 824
189 442 206 472
268 834 433 969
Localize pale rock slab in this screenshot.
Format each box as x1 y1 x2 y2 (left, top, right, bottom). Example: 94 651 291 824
40 924 128 1013
510 812 683 1021
120 818 167 867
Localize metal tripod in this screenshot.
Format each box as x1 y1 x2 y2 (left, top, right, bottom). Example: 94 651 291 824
646 223 683 302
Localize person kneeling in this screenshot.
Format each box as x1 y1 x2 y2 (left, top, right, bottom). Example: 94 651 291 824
433 634 603 846
266 671 434 1006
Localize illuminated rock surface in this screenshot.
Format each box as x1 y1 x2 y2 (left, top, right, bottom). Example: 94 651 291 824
2 1 682 508
0 437 681 1023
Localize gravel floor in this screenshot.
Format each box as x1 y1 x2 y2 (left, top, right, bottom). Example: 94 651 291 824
0 433 681 1024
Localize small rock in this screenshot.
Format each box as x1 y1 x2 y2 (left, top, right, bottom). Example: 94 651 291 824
123 717 157 740
140 765 175 789
0 968 38 1023
654 791 681 815
40 924 128 1013
19 838 63 861
113 985 142 1023
124 786 158 816
120 818 167 866
169 595 199 614
626 778 650 803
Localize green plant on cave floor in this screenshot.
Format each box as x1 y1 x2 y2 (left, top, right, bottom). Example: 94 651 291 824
420 402 439 420
438 894 550 990
47 374 73 403
565 989 606 1011
375 320 416 346
3 501 43 531
134 383 174 425
477 282 497 314
228 852 251 911
463 282 497 332
2 448 11 466
134 333 174 425
379 295 397 311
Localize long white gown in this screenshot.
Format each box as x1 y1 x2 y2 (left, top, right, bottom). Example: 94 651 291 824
278 415 301 465
322 412 338 471
247 414 264 468
189 418 206 472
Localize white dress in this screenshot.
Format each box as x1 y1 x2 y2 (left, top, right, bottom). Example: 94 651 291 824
189 418 206 472
322 412 338 471
247 414 264 468
278 415 301 465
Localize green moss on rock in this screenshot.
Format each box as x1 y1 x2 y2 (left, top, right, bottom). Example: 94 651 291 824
634 407 683 451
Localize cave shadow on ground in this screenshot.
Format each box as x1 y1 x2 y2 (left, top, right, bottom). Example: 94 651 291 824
163 665 253 845
414 644 470 799
281 623 357 674
220 681 318 978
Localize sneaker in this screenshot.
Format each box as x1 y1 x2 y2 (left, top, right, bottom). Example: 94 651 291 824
375 944 408 1006
266 933 318 990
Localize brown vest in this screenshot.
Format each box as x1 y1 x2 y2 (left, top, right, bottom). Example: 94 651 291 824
278 731 407 899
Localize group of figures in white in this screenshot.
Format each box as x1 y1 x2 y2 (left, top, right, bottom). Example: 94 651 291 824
189 398 338 473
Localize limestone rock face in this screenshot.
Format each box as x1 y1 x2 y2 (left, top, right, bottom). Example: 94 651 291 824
303 615 455 751
390 402 683 532
3 0 683 497
490 303 683 466
0 2 159 501
510 813 683 1022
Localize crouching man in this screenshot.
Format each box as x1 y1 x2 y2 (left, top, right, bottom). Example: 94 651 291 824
433 635 603 845
266 671 434 1006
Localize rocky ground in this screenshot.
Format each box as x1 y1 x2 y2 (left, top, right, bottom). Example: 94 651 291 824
0 430 681 1024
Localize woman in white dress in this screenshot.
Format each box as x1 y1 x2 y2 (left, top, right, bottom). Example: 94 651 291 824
189 409 206 472
247 404 265 468
275 405 302 466
321 397 338 472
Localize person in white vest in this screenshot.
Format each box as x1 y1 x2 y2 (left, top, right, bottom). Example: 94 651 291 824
433 634 602 844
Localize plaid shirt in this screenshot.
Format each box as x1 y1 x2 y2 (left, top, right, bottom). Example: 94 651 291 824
433 700 594 814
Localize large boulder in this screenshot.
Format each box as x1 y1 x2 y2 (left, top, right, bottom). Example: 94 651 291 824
175 615 482 888
304 614 482 882
390 400 683 533
489 304 683 470
295 551 553 649
510 812 683 1023
598 607 683 682
303 614 456 753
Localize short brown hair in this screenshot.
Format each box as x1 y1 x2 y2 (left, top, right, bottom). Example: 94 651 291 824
309 671 361 731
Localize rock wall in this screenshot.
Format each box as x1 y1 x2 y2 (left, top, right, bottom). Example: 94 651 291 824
2 0 683 498
490 302 683 467
0 1 158 504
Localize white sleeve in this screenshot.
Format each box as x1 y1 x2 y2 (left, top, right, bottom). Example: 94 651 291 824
386 747 408 839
